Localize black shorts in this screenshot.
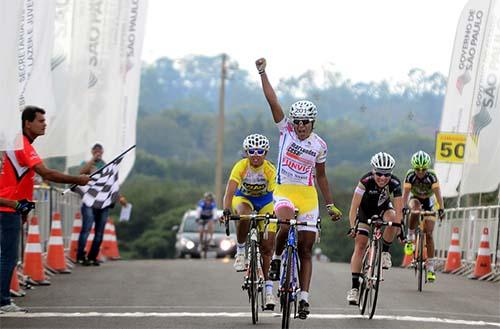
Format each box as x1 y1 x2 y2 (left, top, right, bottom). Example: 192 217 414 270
410 197 433 211
356 202 394 236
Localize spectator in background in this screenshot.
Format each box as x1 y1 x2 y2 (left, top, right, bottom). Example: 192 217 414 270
0 105 89 313
77 144 127 266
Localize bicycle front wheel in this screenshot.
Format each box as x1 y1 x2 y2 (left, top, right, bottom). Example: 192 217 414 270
358 247 370 315
417 231 424 292
367 239 382 319
250 241 258 324
281 245 293 329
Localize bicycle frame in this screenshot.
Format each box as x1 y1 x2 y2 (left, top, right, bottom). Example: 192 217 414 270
224 212 275 324
409 210 436 292
358 215 399 319
267 216 321 329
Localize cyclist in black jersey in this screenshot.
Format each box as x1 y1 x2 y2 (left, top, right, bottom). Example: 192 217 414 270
402 151 445 282
346 152 404 304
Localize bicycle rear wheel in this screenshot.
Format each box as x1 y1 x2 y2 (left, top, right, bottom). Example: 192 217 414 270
250 241 258 324
367 239 382 319
281 246 293 329
417 231 424 292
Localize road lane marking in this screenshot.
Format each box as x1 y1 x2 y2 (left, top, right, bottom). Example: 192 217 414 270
21 306 500 320
1 312 499 327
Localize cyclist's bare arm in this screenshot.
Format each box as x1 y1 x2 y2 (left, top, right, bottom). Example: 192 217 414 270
255 58 284 123
402 184 411 207
315 162 333 205
393 196 404 222
432 185 444 210
349 183 364 229
222 179 238 212
0 198 17 209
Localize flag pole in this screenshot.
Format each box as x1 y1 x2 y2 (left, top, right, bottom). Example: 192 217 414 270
62 145 136 195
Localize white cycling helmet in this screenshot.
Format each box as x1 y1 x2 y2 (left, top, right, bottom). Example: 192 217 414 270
370 152 395 173
289 100 318 119
243 133 270 151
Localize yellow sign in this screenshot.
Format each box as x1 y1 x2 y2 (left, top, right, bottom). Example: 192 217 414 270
435 132 466 163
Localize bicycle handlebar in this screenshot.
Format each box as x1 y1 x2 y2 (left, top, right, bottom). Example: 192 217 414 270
410 210 437 216
367 215 402 228
266 218 320 227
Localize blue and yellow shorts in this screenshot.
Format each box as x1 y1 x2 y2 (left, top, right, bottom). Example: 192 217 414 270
232 191 277 233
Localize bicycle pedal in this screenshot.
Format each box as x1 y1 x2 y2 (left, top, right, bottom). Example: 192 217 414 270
348 300 358 306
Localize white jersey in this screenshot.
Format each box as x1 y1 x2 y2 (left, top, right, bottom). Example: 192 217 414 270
275 118 328 186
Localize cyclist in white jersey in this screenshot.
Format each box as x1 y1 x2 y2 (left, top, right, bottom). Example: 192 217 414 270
256 57 342 319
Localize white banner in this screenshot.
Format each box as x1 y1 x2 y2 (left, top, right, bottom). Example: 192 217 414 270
66 0 128 168
66 0 147 185
0 0 23 151
435 0 493 197
18 0 56 121
118 0 148 183
460 0 500 195
36 0 90 159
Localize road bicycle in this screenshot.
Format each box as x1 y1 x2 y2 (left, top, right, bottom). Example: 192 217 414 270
267 214 321 329
224 212 276 324
408 210 436 292
357 215 400 319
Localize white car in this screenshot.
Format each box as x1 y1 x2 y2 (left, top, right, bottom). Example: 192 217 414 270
174 210 237 258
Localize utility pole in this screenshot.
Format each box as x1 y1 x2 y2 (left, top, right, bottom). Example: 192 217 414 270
214 54 227 206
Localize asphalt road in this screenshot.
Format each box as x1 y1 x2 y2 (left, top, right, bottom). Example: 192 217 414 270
0 259 499 329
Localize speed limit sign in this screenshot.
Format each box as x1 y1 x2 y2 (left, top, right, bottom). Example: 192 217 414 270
435 132 466 163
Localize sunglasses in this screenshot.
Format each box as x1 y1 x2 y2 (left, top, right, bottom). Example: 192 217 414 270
375 172 392 177
292 119 314 125
415 168 427 172
247 149 266 156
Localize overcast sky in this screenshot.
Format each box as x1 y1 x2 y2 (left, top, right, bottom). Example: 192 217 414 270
142 0 469 84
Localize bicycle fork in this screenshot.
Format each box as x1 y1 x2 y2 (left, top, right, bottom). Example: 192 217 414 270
242 228 264 291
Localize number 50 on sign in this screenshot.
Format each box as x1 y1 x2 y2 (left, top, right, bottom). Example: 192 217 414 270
435 132 466 163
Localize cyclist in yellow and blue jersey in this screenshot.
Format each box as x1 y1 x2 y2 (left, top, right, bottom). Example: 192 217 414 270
256 57 342 319
402 150 445 282
222 133 278 309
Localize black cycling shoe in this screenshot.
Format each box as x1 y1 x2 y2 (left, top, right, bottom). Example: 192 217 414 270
298 300 310 320
268 259 281 281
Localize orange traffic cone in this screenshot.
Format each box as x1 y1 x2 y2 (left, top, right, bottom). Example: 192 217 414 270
101 218 120 259
10 265 26 297
444 227 462 273
69 212 82 262
46 212 71 274
401 251 413 267
23 217 51 285
470 227 492 279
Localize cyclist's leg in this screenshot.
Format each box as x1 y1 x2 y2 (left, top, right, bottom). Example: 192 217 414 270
257 202 276 281
297 231 315 296
407 198 422 241
347 214 369 303
423 199 436 280
197 219 207 252
232 197 253 270
381 208 398 269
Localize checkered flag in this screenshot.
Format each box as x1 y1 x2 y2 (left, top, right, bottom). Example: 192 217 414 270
74 156 123 209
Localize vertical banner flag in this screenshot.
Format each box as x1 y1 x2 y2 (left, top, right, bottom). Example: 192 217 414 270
36 0 90 159
18 0 57 125
0 0 23 151
118 0 148 183
435 0 492 197
66 0 128 168
460 0 500 195
66 0 147 186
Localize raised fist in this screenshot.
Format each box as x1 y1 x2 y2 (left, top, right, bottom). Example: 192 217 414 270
255 58 266 74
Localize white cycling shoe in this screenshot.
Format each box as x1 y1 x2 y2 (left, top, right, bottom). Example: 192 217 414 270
233 254 246 271
265 293 276 310
381 252 392 269
346 288 359 305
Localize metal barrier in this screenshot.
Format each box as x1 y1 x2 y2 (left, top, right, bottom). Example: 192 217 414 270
32 185 81 251
433 206 500 280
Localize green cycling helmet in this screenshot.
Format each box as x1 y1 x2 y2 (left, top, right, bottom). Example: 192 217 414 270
411 150 431 170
